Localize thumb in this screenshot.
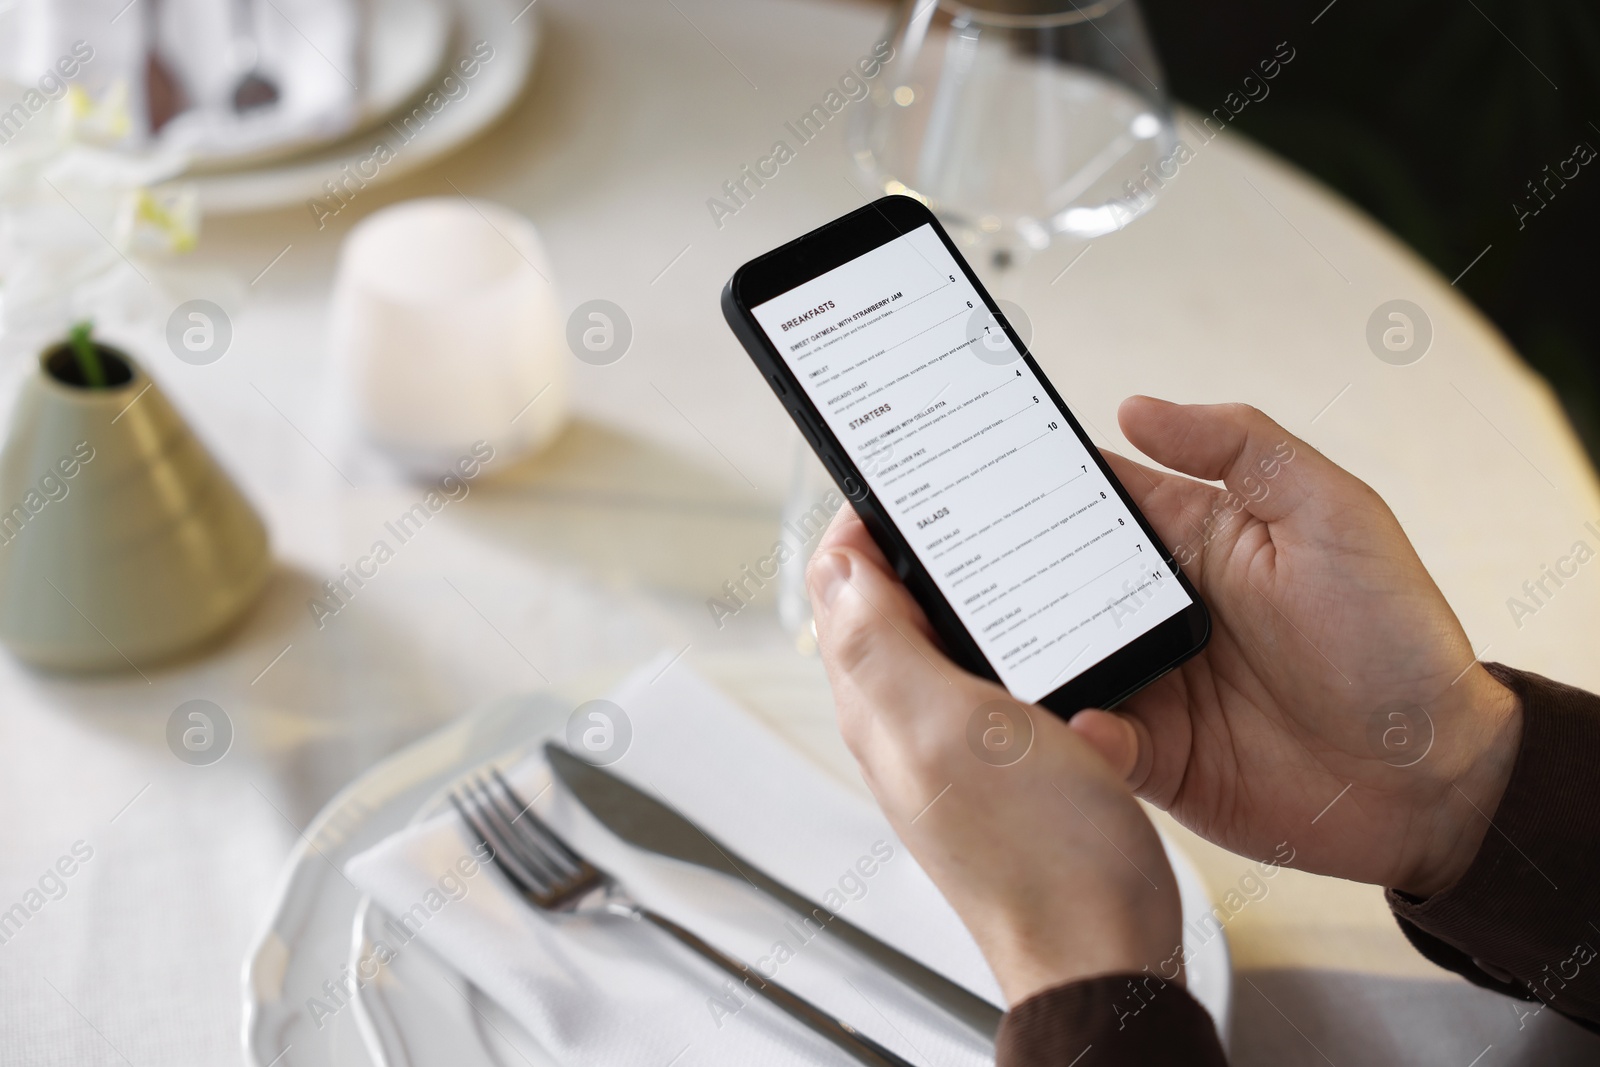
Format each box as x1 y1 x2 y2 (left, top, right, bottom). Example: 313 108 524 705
1117 396 1320 524
1067 709 1154 792
807 547 962 728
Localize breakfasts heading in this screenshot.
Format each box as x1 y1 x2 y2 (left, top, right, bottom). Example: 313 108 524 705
780 300 837 332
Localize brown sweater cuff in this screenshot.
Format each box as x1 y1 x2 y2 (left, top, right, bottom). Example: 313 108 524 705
997 974 1226 1066
1386 663 1600 1029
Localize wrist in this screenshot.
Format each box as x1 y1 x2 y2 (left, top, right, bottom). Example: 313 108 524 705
986 934 1184 1008
1395 667 1522 897
968 895 1184 1006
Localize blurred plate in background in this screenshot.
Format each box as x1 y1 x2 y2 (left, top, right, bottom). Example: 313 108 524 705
191 0 536 215
177 0 454 173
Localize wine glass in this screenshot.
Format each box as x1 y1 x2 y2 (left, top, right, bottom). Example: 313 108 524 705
849 0 1177 272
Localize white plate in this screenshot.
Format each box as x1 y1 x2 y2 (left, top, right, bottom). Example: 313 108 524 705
170 0 452 172
357 0 454 138
350 896 557 1066
240 690 570 1067
194 0 536 215
242 680 1231 1067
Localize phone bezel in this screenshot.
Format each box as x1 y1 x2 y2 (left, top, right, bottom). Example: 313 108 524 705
721 195 1209 716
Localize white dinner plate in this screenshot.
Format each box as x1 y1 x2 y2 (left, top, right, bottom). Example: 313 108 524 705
242 673 1232 1067
240 690 571 1067
195 0 537 215
350 895 557 1066
169 0 452 173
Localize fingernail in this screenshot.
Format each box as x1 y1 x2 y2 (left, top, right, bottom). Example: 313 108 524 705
810 550 851 609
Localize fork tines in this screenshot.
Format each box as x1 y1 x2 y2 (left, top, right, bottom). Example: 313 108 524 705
450 768 601 909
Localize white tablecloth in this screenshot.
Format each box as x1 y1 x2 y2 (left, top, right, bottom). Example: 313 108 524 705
1 0 1598 1063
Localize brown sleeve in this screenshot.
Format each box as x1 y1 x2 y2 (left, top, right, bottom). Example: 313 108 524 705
1386 662 1600 1036
997 974 1227 1066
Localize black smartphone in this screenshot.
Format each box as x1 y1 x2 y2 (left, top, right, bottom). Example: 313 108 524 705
721 196 1209 717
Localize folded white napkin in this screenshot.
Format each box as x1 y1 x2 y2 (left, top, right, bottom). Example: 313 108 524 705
154 0 361 162
346 654 1005 1066
0 0 358 156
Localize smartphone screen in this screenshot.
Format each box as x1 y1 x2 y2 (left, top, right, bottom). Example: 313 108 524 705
747 222 1195 703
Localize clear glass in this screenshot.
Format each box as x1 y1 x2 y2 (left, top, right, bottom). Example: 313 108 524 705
850 0 1177 270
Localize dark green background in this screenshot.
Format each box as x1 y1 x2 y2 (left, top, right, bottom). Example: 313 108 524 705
1141 0 1600 460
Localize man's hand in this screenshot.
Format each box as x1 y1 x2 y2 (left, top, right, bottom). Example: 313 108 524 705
1065 397 1519 897
807 511 1183 1006
804 397 1525 1002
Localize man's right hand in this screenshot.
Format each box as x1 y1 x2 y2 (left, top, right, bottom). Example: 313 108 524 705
1067 397 1521 898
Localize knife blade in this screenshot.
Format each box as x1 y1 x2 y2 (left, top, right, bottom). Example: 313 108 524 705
544 742 1003 1039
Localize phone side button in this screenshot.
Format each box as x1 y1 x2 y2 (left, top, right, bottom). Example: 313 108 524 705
823 453 869 503
792 409 822 447
769 373 789 396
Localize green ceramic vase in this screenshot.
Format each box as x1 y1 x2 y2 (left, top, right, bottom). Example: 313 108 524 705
0 344 271 671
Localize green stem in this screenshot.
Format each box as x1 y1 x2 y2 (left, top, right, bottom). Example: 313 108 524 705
68 321 106 389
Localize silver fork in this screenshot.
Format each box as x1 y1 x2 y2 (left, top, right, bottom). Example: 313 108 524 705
451 768 915 1067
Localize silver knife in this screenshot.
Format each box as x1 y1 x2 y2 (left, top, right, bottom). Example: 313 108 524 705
543 742 1003 1039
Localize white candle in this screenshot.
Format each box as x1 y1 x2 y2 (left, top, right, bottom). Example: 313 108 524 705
329 196 568 475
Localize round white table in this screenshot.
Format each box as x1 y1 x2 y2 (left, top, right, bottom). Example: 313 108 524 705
2 0 1598 1064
